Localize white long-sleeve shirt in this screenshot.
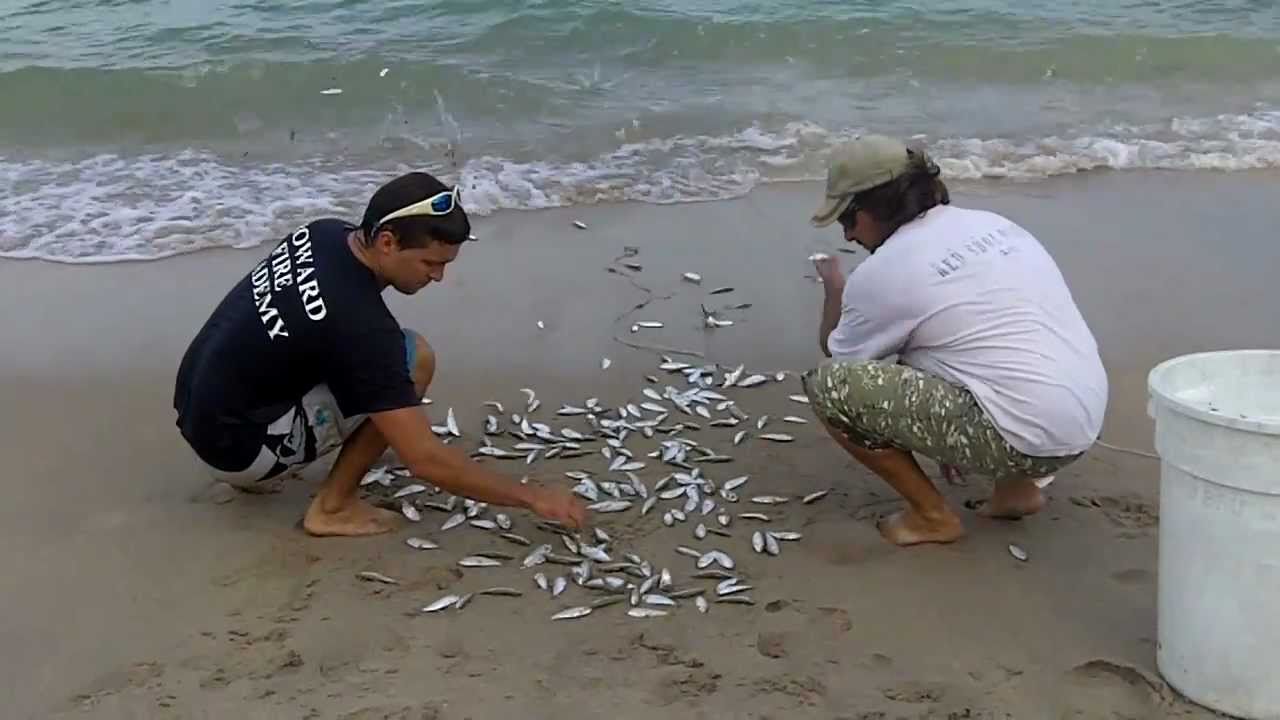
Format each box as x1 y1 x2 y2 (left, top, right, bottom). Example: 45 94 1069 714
827 205 1108 457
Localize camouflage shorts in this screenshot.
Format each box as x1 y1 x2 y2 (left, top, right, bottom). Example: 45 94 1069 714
801 361 1080 481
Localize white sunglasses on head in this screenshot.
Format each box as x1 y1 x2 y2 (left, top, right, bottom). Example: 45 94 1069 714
375 186 461 229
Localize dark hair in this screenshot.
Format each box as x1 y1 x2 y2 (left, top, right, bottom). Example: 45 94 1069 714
853 148 950 235
360 171 471 248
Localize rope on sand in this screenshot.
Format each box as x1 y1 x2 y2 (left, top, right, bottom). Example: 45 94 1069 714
1094 440 1160 461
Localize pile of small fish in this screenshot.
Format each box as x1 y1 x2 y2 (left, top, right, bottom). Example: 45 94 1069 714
360 354 835 621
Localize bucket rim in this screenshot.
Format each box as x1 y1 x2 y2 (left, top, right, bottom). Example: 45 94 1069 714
1148 349 1280 436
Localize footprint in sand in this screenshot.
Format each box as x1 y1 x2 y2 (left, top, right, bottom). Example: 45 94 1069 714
1057 659 1172 718
1070 495 1158 529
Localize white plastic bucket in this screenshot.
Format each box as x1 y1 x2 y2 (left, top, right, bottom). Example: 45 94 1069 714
1148 349 1280 719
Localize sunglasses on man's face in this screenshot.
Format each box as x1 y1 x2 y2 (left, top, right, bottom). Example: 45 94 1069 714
837 200 859 229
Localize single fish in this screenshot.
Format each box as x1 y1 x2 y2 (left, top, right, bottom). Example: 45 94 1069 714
400 502 421 522
405 537 439 550
421 595 460 613
357 571 399 585
558 405 589 416
458 556 503 568
756 415 770 430
640 496 658 515
534 572 549 591
738 374 768 387
682 272 702 284
1009 544 1029 562
739 512 771 522
601 357 612 371
675 546 702 559
788 394 810 404
522 544 552 569
723 476 749 491
551 606 593 620
441 512 466 531
500 532 532 546
802 489 830 504
694 523 708 540
709 286 734 295
750 495 790 505
469 519 498 530
695 595 709 613
752 531 766 553
446 407 461 437
770 531 803 541
454 593 475 610
716 579 753 596
642 594 676 607
758 433 795 443
495 513 513 530
717 513 731 527
693 569 736 580
594 527 611 544
627 607 669 618
573 220 588 230
393 483 429 499
552 576 568 597
667 586 705 599
635 321 664 328
733 430 747 446
714 595 755 605
477 587 523 597
719 490 739 503
588 500 633 513
782 416 809 424
580 545 612 563
320 87 343 95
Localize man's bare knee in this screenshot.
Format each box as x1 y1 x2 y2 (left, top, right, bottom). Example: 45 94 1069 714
408 330 436 393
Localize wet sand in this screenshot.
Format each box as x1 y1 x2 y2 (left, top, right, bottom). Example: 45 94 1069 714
2 170 1277 719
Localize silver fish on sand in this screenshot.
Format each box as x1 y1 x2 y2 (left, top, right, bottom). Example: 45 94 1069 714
739 512 771 521
696 550 735 570
723 476 749 491
733 430 747 446
522 544 553 568
771 531 803 541
357 571 399 585
758 433 795 442
695 595 709 613
441 512 466 531
458 556 503 568
393 483 428 499
477 587 523 597
788 394 811 404
682 272 702 284
421 595 460 613
400 502 421 522
764 532 781 556
534 572 550 591
738 374 768 387
802 489 830 504
601 357 612 370
495 513 513 530
750 495 790 505
454 593 475 610
552 606 593 620
405 536 438 550
628 607 669 618
469 519 498 530
635 321 664 328
752 531 766 553
588 500 633 513
1009 544 1029 562
782 416 809 424
445 407 461 437
552 576 568 597
573 220 588 230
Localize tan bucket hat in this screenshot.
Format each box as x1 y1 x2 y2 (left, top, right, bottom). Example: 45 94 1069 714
810 135 913 227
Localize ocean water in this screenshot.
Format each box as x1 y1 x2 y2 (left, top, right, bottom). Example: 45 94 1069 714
1 0 1278 262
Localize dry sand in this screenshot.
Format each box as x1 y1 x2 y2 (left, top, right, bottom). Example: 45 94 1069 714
2 171 1277 719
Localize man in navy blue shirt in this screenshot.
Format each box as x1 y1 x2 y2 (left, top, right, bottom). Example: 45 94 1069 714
175 171 586 536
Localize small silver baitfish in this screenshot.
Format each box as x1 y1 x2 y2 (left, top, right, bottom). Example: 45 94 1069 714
627 607 669 618
421 595 460 613
534 572 549 591
770 531 803 541
750 496 790 505
675 546 702 559
357 571 399 585
441 512 466 531
739 512 771 521
802 489 830 504
393 483 428 499
696 595 709 613
587 500 633 513
552 576 568 597
752 531 766 553
764 532 781 556
668 586 705 599
401 502 422 522
477 587 523 597
641 594 675 607
458 556 503 568
758 433 794 442
499 532 532 546
405 537 439 550
591 594 628 609
469 519 498 530
551 606 593 620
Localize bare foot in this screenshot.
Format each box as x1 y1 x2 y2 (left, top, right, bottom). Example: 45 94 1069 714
978 478 1046 520
877 508 965 546
303 496 400 537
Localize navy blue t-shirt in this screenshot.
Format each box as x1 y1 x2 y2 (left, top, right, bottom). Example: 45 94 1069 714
174 219 419 471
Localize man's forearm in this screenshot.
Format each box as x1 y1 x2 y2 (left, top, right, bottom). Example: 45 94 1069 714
409 444 536 509
818 280 845 357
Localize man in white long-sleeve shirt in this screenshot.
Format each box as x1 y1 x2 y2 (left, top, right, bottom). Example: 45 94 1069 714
803 135 1108 546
